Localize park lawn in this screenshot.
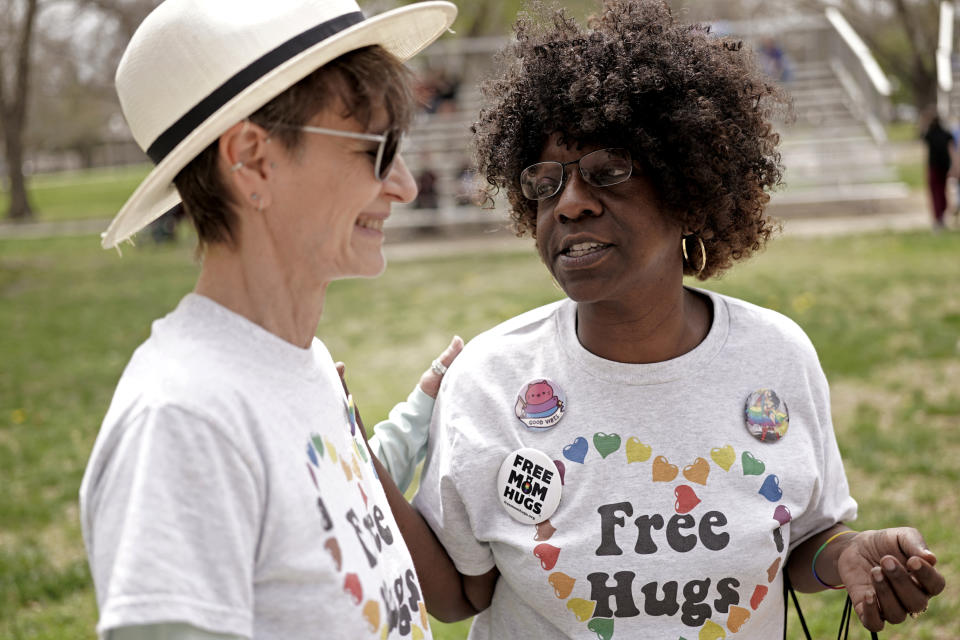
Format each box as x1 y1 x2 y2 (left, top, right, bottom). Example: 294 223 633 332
0 165 150 222
1 229 958 639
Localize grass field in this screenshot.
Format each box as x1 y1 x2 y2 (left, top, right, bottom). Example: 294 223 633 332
0 165 150 222
1 228 958 639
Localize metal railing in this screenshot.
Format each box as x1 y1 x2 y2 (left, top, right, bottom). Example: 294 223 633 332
936 0 954 118
390 11 901 226
823 7 892 143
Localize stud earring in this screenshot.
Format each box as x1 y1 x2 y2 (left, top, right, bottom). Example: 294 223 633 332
229 161 244 173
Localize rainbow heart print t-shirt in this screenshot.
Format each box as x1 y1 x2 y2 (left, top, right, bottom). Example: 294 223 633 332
415 290 856 639
81 294 431 640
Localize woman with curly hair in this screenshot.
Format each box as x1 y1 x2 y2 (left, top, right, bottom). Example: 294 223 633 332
410 1 945 636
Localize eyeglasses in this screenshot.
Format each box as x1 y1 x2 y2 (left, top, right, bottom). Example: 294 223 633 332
520 148 633 200
274 124 403 181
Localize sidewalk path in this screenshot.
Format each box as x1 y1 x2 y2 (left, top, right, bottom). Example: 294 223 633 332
0 218 111 239
386 208 935 262
0 208 936 262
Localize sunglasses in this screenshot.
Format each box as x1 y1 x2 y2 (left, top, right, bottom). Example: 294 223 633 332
520 148 633 200
277 124 403 181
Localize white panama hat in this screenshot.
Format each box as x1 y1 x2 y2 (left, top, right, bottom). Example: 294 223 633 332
101 0 457 249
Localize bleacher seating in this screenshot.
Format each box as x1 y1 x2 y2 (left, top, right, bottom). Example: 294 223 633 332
389 13 910 231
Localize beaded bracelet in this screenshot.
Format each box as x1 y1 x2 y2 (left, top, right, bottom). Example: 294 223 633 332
811 529 858 589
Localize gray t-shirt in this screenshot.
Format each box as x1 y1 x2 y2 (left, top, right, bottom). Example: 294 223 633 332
415 289 857 639
80 294 432 640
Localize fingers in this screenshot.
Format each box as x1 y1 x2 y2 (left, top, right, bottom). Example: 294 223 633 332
854 588 884 633
870 561 908 623
437 335 464 367
846 528 944 631
854 554 945 631
896 529 937 566
906 555 946 597
334 361 350 395
419 336 464 399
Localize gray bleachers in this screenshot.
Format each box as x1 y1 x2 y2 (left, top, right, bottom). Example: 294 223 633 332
771 59 910 216
388 12 909 231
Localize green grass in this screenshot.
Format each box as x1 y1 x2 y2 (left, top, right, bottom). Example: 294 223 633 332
1 229 958 639
894 160 924 191
0 165 149 222
886 121 920 144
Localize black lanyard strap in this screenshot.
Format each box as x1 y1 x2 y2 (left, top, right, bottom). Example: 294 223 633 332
784 572 880 640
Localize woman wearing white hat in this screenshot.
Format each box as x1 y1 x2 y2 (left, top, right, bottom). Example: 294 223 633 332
78 1 464 638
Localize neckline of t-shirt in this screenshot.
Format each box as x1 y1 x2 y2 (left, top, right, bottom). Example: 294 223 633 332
553 287 730 386
178 293 328 380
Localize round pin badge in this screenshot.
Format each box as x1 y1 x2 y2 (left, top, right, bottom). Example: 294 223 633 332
514 378 566 431
744 389 789 442
497 448 563 524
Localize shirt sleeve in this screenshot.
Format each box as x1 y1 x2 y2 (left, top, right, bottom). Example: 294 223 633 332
788 357 859 551
86 405 261 639
413 382 496 576
368 386 434 493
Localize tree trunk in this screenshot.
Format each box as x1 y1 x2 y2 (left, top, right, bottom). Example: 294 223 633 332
1 0 41 221
2 119 32 220
890 0 938 111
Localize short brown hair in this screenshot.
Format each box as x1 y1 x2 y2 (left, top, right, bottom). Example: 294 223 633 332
473 0 789 279
173 45 415 249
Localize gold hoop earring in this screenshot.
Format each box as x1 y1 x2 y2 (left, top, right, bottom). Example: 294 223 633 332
682 235 707 276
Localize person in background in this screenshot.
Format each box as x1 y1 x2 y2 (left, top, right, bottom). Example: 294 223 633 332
758 36 791 83
79 1 462 639
921 105 956 231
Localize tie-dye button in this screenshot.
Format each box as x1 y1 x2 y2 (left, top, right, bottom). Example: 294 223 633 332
515 378 566 431
744 389 789 442
497 447 563 524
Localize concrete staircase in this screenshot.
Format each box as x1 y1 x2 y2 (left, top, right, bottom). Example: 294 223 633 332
770 60 911 217
388 20 911 232
387 88 502 232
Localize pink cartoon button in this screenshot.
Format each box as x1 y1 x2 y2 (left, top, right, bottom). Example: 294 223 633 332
514 378 566 431
744 389 789 442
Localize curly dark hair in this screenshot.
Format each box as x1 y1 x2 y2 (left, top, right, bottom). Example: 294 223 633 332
473 0 789 279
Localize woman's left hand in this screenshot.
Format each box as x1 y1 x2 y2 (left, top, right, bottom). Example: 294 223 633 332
837 528 945 631
418 335 463 398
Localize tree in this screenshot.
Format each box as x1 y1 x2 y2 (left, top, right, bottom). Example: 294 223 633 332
26 0 158 168
776 0 940 109
394 0 599 37
674 0 941 110
865 0 939 109
0 0 40 221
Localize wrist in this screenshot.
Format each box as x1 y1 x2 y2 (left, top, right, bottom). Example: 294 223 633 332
410 384 436 409
812 529 859 589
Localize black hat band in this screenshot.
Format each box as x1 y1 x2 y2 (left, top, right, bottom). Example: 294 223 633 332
146 10 364 164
